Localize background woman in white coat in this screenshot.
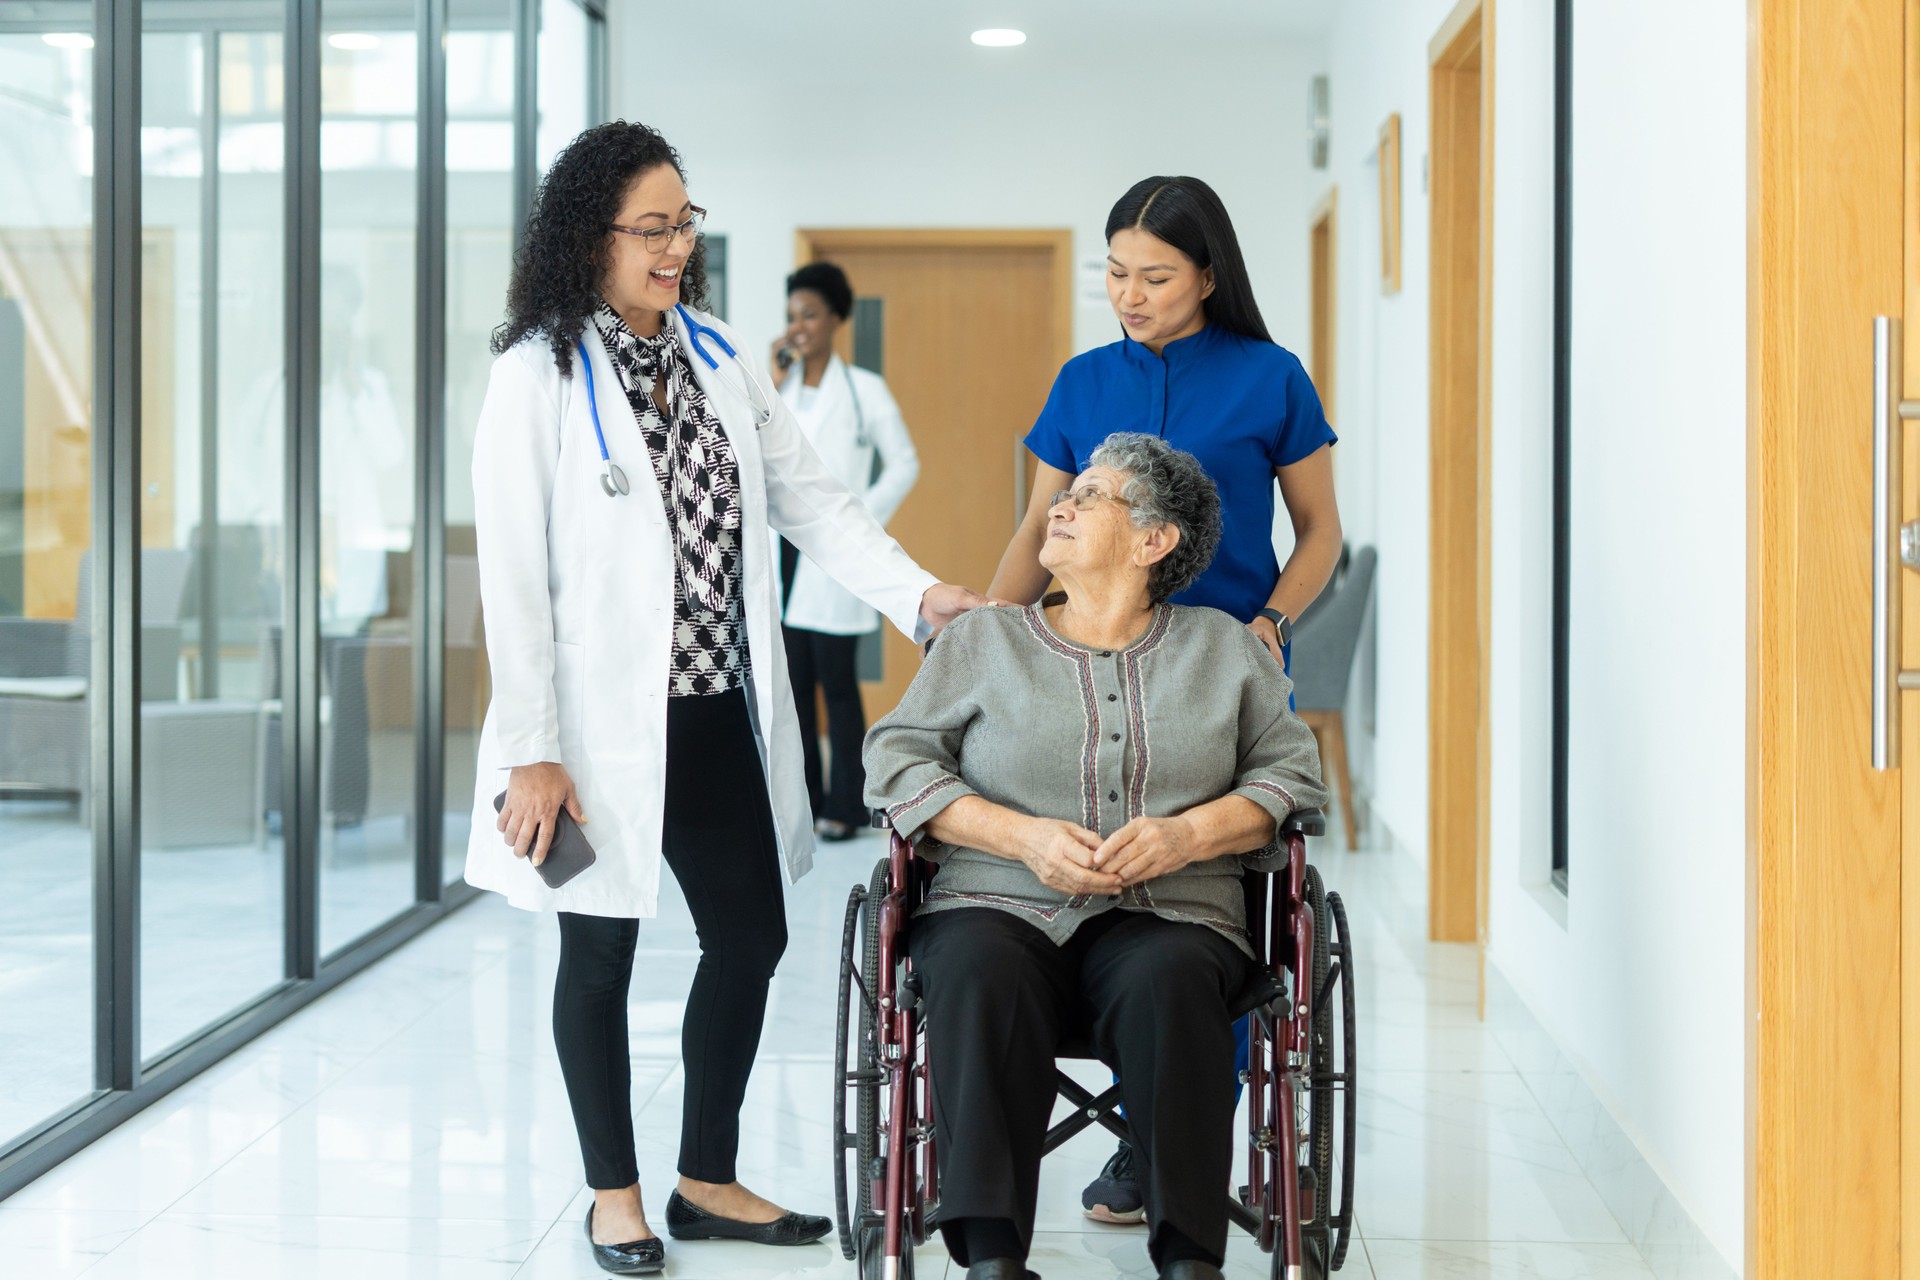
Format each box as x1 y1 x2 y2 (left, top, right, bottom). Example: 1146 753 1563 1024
471 122 986 1275
769 262 919 842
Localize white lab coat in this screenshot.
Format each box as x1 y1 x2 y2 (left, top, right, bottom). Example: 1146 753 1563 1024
774 356 920 635
464 307 936 918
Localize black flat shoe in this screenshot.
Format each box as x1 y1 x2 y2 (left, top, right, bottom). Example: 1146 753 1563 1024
584 1205 665 1275
1158 1262 1223 1280
815 819 858 843
663 1189 832 1246
966 1260 1040 1280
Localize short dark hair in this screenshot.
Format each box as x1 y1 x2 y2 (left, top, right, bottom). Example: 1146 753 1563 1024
1106 176 1271 345
786 262 854 319
492 121 711 374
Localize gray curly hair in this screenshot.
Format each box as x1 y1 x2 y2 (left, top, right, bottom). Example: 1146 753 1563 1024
1085 432 1223 603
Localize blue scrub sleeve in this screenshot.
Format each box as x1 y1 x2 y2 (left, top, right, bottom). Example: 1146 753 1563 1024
1023 367 1081 473
1271 358 1339 469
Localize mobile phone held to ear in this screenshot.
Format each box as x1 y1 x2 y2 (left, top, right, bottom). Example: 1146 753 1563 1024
493 791 598 889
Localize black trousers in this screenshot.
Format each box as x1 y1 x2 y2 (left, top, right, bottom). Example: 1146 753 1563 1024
911 907 1248 1269
781 624 868 826
552 687 788 1188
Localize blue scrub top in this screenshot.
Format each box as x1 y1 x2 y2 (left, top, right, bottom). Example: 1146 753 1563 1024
1024 323 1337 623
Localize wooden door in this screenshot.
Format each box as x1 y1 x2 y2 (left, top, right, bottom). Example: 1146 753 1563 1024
1309 189 1338 429
1747 0 1910 1274
1426 0 1493 961
793 229 1073 722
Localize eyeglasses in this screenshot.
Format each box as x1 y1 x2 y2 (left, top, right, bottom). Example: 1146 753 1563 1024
1049 485 1134 512
610 205 706 253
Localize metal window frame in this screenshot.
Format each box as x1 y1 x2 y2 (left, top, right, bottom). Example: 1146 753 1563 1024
0 0 599 1198
1549 0 1572 894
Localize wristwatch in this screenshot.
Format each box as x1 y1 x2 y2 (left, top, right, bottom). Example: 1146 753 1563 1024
1256 608 1293 646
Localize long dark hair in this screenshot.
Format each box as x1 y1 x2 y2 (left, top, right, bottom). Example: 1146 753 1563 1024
492 121 712 374
1105 176 1271 344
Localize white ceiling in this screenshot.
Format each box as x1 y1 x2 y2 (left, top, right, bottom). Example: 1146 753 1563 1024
667 1 1333 70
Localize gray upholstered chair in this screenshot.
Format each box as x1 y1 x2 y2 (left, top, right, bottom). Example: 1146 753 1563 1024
1289 545 1376 850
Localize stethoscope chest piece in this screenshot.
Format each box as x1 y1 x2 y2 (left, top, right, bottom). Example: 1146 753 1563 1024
600 461 630 498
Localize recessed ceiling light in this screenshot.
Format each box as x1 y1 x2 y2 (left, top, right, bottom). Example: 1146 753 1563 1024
327 32 381 51
41 32 94 50
970 28 1027 48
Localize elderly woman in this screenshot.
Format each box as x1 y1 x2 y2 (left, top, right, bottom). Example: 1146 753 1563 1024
864 433 1328 1280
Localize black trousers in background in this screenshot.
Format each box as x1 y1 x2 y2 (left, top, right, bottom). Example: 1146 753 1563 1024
779 538 870 826
552 687 788 1189
911 907 1248 1270
782 625 868 826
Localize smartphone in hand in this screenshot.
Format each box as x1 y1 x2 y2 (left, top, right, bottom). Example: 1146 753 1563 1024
493 791 597 889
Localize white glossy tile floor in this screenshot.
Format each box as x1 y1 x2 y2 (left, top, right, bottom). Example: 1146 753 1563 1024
1 829 1671 1279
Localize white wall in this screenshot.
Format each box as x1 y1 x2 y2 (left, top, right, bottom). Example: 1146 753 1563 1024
1320 0 1747 1271
606 15 1328 367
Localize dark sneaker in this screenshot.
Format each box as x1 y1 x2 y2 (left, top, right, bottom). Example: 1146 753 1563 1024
1081 1141 1145 1224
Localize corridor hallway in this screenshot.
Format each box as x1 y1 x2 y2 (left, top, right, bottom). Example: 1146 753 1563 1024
1 828 1685 1279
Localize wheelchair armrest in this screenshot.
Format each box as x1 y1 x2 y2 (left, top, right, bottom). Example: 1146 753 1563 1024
1283 807 1327 838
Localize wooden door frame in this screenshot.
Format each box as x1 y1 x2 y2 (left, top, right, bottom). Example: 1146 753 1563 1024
1309 188 1339 428
791 228 1076 376
1747 0 1909 1275
1427 0 1494 950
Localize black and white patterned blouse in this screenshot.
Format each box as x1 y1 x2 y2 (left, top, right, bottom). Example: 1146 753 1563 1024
594 305 749 697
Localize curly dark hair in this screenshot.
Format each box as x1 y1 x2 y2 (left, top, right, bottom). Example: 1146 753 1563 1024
492 121 712 374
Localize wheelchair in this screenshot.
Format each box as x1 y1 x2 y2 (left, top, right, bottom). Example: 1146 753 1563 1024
831 808 1357 1280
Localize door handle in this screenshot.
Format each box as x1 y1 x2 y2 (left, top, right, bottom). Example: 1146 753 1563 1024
1871 316 1920 770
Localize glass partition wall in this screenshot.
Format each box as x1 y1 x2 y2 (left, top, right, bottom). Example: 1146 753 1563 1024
0 0 606 1195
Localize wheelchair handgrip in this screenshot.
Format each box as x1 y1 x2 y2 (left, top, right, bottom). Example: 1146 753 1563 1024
1282 808 1327 838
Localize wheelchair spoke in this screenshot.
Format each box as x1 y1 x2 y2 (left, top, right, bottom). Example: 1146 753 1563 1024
849 960 879 1017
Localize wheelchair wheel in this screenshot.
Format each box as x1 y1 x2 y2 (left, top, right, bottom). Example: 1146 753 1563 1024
857 858 889 1221
1299 866 1335 1276
833 875 877 1260
856 1220 915 1280
1326 890 1358 1272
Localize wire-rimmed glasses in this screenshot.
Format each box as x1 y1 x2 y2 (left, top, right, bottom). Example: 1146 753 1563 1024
1049 485 1134 512
610 205 706 253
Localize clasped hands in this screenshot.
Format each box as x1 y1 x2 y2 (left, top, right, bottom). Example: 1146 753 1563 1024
1014 814 1203 897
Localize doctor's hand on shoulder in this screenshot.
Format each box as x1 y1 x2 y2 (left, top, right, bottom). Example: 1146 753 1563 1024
919 584 1005 633
498 762 586 867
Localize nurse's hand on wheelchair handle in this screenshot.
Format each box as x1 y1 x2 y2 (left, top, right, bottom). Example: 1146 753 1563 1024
1015 817 1123 896
499 762 586 867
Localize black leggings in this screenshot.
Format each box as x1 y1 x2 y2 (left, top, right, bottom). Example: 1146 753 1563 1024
552 687 788 1188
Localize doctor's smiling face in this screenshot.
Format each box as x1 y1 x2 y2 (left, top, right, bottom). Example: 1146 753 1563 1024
1106 227 1216 354
601 163 696 337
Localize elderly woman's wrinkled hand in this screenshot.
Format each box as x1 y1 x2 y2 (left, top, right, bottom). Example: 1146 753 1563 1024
1094 815 1203 886
1014 817 1123 897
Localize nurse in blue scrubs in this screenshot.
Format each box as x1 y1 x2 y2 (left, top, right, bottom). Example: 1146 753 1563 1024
988 174 1343 1226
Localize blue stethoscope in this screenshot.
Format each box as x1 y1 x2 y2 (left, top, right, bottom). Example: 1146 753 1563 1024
578 304 776 499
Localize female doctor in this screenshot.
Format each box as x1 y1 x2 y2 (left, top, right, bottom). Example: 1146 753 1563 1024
770 262 920 842
469 122 986 1276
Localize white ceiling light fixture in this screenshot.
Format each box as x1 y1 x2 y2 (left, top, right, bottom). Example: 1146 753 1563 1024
970 28 1027 47
41 32 94 50
327 32 381 51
